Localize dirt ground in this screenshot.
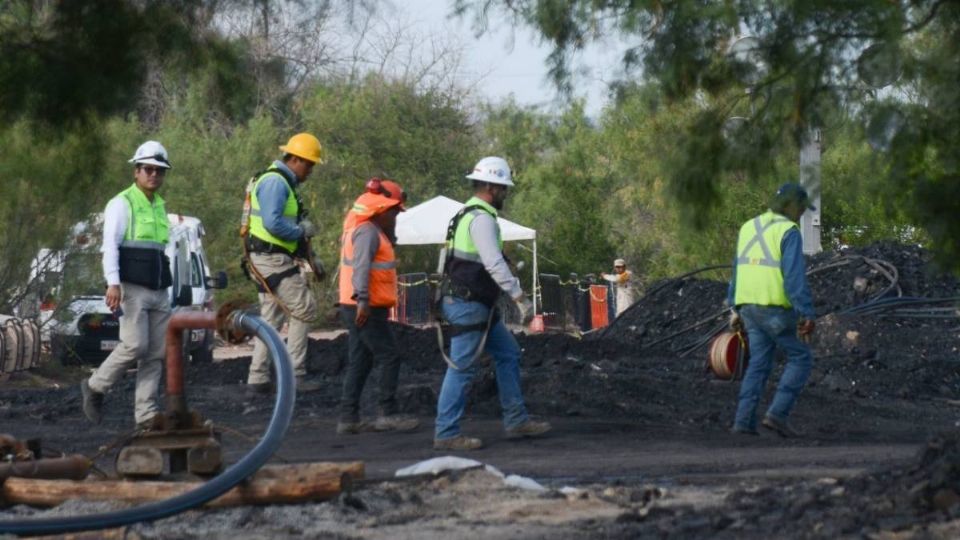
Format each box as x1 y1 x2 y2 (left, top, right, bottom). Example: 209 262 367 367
2 242 960 539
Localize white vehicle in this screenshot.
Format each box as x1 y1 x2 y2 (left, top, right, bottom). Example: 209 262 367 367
27 214 226 364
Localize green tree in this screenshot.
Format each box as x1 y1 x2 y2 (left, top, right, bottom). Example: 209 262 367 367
298 74 476 272
453 0 960 268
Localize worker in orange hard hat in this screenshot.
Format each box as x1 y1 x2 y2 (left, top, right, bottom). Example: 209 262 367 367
242 132 326 396
336 178 419 435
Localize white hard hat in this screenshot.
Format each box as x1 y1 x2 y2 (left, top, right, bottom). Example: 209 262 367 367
129 140 172 169
614 258 626 267
465 156 513 186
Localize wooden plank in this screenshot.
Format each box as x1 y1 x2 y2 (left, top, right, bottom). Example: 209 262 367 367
2 461 363 508
253 461 364 481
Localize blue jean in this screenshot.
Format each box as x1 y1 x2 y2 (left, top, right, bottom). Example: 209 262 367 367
435 296 529 439
733 304 814 431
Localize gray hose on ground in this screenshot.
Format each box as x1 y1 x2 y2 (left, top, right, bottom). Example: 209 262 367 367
0 313 295 536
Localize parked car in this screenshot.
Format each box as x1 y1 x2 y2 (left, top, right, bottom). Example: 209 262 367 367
30 214 226 365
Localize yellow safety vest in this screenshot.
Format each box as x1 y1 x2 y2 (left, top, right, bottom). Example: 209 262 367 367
120 183 168 245
733 210 797 308
249 169 299 253
118 183 171 290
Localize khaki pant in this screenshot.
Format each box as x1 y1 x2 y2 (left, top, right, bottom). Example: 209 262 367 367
88 283 171 424
247 252 317 384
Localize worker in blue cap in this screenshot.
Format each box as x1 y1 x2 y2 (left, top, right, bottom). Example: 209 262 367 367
727 182 817 438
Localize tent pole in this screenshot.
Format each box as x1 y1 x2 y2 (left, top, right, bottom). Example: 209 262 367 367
532 238 538 315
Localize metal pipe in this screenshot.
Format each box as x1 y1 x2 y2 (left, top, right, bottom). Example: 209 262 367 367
0 311 296 536
0 455 92 481
164 311 218 423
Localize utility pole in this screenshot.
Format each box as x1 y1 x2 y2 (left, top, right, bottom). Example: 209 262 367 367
799 128 822 254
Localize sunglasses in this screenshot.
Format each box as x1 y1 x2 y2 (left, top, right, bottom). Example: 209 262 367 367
139 165 167 176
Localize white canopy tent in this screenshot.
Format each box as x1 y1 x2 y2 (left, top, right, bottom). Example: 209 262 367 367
395 195 540 313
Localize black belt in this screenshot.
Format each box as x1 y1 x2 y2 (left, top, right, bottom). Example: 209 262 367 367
246 236 295 257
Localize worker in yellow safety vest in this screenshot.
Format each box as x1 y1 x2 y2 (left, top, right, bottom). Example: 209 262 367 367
82 141 174 429
433 156 551 451
728 182 817 438
243 133 325 395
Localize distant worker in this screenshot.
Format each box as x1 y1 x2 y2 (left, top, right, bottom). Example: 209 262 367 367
434 156 551 451
81 141 174 429
728 183 816 438
336 179 420 435
242 133 325 395
601 258 639 316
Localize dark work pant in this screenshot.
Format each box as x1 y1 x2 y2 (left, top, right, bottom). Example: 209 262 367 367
338 305 402 421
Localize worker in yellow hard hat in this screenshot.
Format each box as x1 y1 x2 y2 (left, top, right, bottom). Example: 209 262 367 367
242 132 325 395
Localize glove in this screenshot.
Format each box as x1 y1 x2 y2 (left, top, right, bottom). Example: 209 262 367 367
728 311 743 332
798 318 815 336
300 219 317 238
515 297 534 326
312 256 326 280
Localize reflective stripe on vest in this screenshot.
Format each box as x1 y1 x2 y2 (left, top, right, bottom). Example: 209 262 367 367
120 184 168 248
249 169 299 253
338 222 398 307
734 210 797 308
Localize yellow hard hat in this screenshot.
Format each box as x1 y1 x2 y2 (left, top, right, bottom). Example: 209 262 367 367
279 133 323 164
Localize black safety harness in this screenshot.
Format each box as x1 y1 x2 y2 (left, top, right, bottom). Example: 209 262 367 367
435 204 498 370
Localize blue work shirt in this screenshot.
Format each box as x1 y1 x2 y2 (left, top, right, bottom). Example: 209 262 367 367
727 227 816 319
255 160 303 242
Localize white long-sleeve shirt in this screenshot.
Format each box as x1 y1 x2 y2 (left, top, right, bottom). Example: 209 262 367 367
469 212 523 300
101 196 131 286
602 269 638 316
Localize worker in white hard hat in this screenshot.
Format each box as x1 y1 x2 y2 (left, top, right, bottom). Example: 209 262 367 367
82 141 174 429
433 156 551 451
601 258 639 317
242 133 326 395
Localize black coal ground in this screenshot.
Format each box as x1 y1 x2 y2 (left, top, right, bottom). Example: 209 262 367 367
2 242 960 538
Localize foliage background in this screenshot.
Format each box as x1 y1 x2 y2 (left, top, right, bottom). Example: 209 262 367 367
0 0 941 316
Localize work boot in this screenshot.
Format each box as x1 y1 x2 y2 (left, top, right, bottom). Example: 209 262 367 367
136 415 161 432
505 420 552 439
730 424 759 436
296 376 322 393
762 414 804 438
336 420 373 435
244 382 272 397
80 378 104 425
373 414 420 432
433 435 483 451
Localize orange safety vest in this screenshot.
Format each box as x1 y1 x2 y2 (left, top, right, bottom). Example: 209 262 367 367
339 221 398 308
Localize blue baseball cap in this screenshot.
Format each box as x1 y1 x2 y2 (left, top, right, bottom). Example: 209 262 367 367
773 183 816 211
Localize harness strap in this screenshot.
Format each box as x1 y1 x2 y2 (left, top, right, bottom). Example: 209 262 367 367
256 265 300 294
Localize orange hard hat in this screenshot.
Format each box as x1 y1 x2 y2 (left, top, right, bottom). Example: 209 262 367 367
365 177 407 210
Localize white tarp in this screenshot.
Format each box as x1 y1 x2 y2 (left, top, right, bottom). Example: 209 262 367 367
396 195 536 245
